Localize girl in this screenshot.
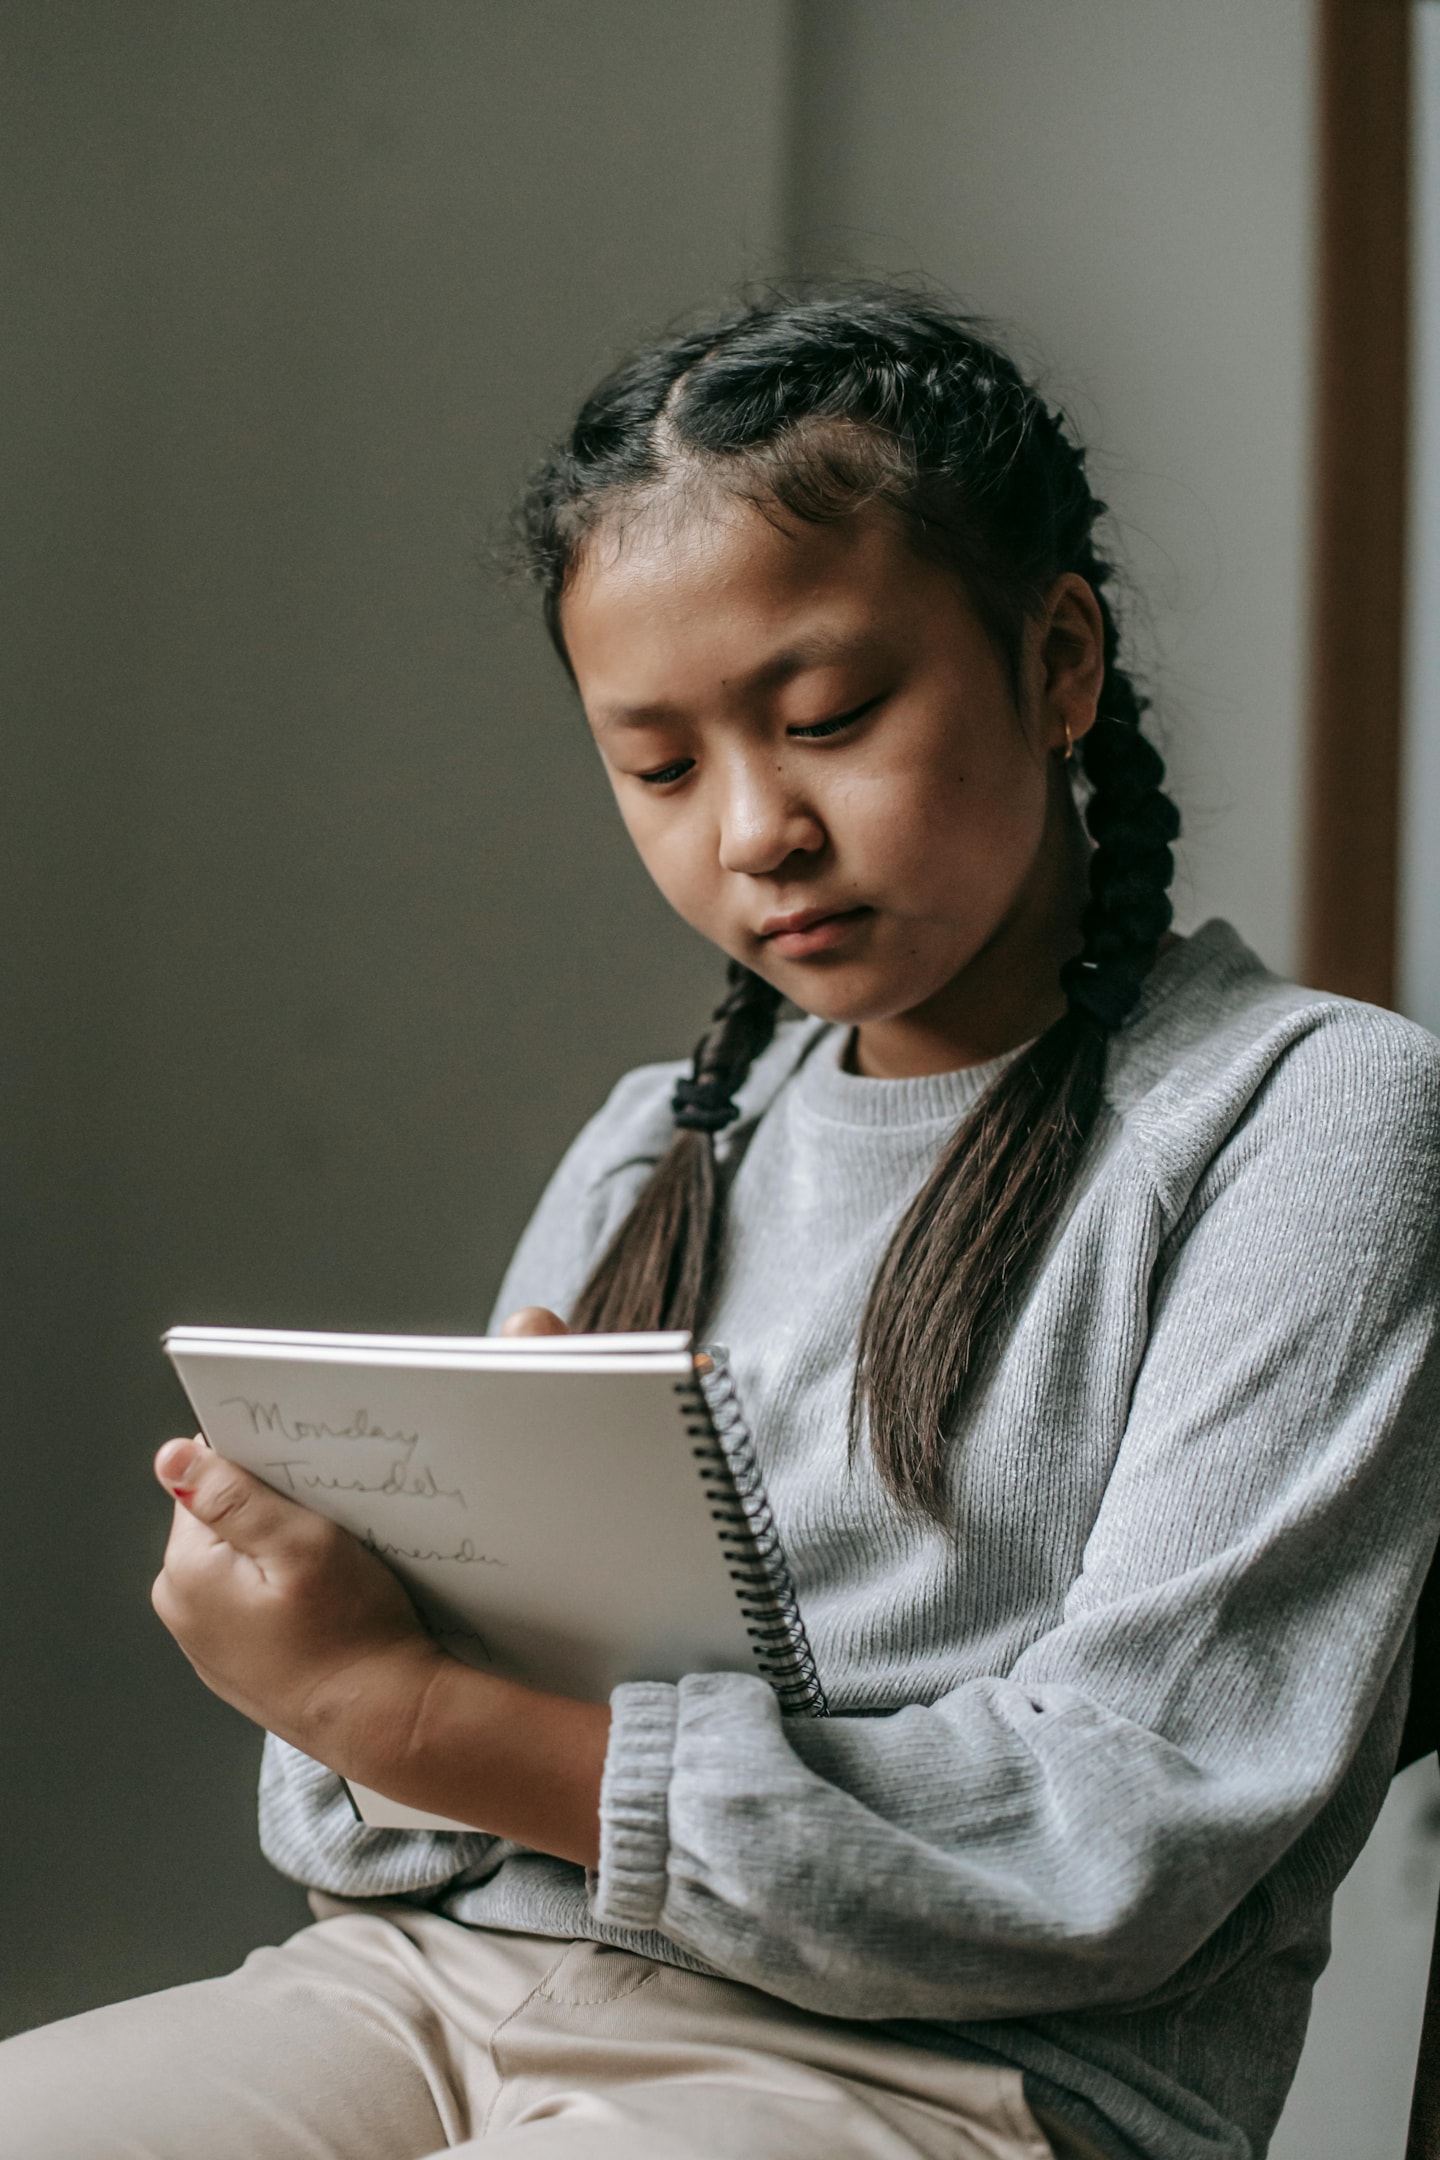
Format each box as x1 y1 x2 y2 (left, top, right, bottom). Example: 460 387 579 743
7 290 1440 2160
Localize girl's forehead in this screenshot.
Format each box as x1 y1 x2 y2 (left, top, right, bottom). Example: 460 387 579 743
563 508 898 719
564 496 944 672
575 488 889 598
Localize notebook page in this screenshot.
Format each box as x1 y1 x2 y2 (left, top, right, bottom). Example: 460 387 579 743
166 1335 761 1825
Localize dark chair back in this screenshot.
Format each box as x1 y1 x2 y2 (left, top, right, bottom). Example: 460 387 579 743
1401 1554 1440 2159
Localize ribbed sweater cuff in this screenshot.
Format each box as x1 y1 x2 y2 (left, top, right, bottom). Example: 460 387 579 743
594 1681 678 1927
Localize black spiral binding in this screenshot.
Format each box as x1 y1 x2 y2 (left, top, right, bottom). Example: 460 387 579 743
674 1351 828 1718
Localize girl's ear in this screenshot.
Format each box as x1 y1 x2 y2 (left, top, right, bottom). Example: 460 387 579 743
1036 573 1106 754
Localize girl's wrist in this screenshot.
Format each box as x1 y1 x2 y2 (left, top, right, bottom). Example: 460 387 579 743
343 1651 609 1865
290 1634 451 1791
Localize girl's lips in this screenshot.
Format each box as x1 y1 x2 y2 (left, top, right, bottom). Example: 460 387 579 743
760 907 872 959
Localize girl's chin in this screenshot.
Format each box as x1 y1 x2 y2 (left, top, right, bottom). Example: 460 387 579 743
763 965 954 1032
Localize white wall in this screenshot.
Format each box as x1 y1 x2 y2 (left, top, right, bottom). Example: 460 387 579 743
1401 2 1440 1030
1271 1759 1440 2160
790 0 1316 975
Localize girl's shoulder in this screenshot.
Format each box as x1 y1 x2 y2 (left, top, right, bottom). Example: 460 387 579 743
1107 919 1440 1207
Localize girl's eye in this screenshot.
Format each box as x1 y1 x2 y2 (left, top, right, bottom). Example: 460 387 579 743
787 695 884 741
631 695 883 782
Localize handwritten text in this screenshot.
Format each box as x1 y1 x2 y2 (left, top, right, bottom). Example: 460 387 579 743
265 1458 463 1505
221 1397 419 1455
363 1530 504 1567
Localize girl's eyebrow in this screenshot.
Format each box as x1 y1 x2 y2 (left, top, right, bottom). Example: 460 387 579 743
593 699 686 732
593 632 874 731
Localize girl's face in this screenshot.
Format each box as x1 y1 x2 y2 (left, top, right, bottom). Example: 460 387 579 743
561 494 1103 1074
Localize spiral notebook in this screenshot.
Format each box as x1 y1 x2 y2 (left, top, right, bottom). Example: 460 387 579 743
163 1325 825 1830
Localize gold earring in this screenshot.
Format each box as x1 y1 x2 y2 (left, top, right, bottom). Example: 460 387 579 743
1062 721 1075 764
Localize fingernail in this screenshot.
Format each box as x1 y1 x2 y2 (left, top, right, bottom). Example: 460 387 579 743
158 1438 202 1495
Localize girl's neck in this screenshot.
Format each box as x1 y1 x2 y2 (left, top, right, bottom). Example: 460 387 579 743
848 954 1067 1079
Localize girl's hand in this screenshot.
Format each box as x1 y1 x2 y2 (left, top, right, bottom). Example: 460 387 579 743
151 1370 609 1863
499 1306 569 1336
151 1438 443 1775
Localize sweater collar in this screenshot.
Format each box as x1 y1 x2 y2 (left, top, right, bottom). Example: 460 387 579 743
786 922 1250 1134
795 1023 1020 1131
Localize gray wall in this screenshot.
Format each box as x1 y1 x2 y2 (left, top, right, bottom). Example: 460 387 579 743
789 0 1316 976
0 0 788 2033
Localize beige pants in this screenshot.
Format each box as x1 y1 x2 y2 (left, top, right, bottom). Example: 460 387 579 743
0 1900 1102 2160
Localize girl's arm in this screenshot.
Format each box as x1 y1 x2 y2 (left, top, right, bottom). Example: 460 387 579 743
582 1016 1440 2020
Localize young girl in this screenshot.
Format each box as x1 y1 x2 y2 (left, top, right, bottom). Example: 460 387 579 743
7 291 1440 2160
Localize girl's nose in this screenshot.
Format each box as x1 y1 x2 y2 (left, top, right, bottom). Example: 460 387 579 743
716 765 826 878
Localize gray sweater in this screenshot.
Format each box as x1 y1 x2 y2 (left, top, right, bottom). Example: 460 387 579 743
260 923 1440 2160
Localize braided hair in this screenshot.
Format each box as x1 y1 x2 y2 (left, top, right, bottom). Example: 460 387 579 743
517 289 1179 1519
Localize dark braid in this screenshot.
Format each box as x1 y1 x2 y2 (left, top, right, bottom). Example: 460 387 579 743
670 961 783 1136
1062 559 1179 1029
569 964 781 1333
518 286 1180 1517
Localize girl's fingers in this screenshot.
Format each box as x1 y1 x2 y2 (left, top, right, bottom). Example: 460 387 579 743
156 1440 226 1560
155 1435 205 1494
499 1306 569 1336
155 1439 319 1562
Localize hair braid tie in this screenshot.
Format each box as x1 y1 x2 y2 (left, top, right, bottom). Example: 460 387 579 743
1061 955 1141 1032
671 1078 741 1135
671 963 782 1135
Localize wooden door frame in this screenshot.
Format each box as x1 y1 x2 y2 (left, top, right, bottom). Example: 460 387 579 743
1303 0 1413 1003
